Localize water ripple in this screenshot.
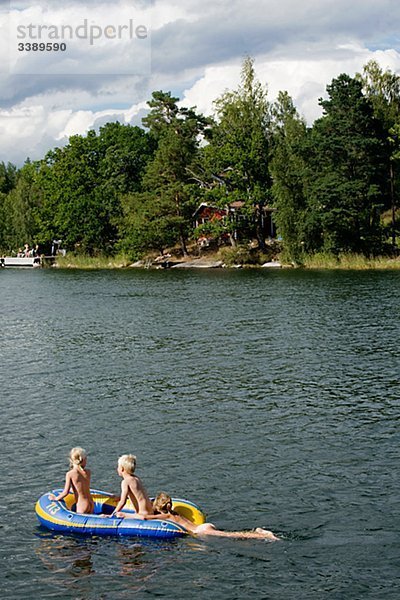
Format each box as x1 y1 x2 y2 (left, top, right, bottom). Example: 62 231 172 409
1 268 399 599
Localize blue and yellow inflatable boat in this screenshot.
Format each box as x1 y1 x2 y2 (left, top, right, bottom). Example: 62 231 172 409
35 489 206 540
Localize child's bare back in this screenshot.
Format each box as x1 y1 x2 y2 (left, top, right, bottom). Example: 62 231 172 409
68 464 93 514
112 454 154 518
121 473 153 515
50 447 94 514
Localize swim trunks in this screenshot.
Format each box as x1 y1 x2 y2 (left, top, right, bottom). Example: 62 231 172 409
195 523 216 534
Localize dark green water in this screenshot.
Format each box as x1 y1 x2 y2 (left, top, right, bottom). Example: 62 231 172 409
1 268 399 599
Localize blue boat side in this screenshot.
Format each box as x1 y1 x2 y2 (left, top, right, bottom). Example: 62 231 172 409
35 490 188 539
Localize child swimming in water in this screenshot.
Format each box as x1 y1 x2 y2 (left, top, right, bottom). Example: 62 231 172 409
49 447 94 514
144 492 280 540
111 454 154 518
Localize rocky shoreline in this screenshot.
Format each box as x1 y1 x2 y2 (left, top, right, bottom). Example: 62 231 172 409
129 257 283 269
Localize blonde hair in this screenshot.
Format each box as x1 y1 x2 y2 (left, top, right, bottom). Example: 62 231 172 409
69 447 87 469
153 492 172 513
118 454 136 475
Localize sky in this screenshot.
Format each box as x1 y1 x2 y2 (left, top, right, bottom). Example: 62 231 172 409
1 0 400 165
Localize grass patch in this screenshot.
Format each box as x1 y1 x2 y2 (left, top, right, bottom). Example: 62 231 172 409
55 254 131 269
54 250 400 270
303 252 400 270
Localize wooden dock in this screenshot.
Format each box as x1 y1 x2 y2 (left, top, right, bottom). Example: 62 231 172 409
0 256 43 268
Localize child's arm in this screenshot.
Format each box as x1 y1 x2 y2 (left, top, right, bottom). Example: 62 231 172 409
142 513 172 521
49 472 72 501
109 481 128 516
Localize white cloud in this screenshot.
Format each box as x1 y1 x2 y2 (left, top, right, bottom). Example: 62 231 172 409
0 98 148 163
1 0 400 164
7 1 151 75
181 45 400 124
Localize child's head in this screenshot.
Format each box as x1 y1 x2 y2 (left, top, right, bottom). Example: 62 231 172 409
118 454 136 475
69 447 87 468
153 492 172 513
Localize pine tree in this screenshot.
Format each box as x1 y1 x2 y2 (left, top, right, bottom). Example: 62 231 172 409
133 91 209 256
308 74 387 255
358 60 400 250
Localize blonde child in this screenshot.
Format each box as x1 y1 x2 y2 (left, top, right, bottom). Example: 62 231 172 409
49 447 94 514
111 454 154 518
144 492 280 540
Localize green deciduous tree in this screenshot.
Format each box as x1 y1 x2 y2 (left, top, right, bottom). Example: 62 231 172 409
38 132 108 253
97 122 155 196
118 192 183 258
37 123 153 254
204 56 271 248
0 162 18 251
270 91 308 262
1 161 42 252
0 162 17 194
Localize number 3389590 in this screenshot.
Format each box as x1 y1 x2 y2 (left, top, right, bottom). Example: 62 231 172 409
18 42 67 52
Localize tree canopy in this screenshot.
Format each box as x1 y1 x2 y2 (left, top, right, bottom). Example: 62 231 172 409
1 58 399 262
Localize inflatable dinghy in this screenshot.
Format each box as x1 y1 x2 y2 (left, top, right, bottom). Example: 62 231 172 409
35 489 206 539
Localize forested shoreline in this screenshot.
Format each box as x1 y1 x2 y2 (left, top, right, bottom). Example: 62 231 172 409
1 57 399 265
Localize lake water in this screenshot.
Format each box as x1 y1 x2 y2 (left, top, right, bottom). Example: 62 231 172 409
0 267 399 599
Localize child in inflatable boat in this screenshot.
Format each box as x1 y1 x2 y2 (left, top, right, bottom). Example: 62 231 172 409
111 453 154 518
139 492 280 540
49 447 94 514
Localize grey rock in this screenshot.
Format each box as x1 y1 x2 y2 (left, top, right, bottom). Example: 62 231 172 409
172 260 223 269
